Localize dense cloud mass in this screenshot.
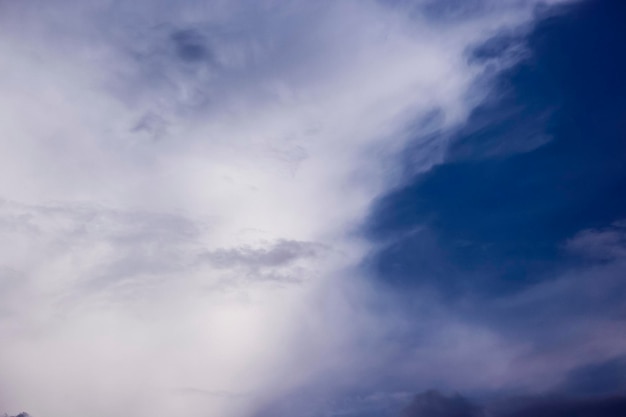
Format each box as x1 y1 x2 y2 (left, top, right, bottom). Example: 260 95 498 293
3 0 626 416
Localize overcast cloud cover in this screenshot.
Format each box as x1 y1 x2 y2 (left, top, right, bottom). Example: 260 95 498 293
3 0 626 416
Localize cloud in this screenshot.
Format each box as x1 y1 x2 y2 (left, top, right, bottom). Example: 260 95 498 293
401 391 482 417
489 394 626 417
200 240 324 283
398 391 626 417
202 240 322 269
565 222 626 261
170 29 213 63
0 1 579 417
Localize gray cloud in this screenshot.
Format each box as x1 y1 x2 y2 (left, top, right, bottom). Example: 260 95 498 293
203 240 321 269
401 391 482 417
171 29 213 63
197 239 326 285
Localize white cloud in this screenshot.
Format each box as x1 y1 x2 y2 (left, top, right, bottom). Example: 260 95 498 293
0 1 576 416
566 222 626 261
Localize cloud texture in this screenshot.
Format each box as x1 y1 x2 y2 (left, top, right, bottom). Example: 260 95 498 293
0 1 581 416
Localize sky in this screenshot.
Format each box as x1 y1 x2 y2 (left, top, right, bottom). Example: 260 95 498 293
0 0 625 416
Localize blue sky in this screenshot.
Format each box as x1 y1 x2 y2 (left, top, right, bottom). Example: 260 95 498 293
371 0 626 296
0 1 625 417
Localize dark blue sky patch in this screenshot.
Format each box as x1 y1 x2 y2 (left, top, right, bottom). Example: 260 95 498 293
366 0 626 296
